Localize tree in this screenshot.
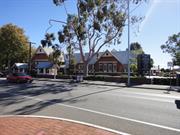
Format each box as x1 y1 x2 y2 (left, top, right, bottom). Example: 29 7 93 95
49 49 62 79
130 42 144 73
130 42 154 73
0 24 29 71
66 44 77 74
41 33 62 78
161 32 180 66
130 42 142 51
43 0 145 76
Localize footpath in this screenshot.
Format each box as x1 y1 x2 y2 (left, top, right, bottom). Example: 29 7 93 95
35 78 180 92
0 116 120 135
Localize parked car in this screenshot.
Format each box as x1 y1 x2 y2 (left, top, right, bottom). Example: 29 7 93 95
7 73 33 83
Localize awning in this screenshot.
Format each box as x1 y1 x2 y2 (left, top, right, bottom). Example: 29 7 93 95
36 62 53 68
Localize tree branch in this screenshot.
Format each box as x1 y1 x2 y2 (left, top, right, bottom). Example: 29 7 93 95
45 19 67 33
93 28 121 58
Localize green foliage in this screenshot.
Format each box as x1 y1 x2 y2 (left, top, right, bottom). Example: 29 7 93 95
41 33 55 47
130 42 142 51
173 52 180 65
150 58 154 68
49 49 62 66
0 23 29 70
130 42 154 71
130 63 137 73
41 33 62 68
161 32 180 66
53 0 66 6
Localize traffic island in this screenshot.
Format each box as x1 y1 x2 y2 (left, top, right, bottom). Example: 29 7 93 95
0 116 121 135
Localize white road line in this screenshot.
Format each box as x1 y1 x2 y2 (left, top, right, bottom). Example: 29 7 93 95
107 93 174 103
112 89 180 99
20 94 180 133
0 115 130 135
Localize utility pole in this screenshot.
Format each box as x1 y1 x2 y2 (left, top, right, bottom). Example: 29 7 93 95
127 0 131 86
68 45 71 75
28 42 36 74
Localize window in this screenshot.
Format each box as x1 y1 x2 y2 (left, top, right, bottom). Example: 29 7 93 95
99 64 103 72
20 68 23 72
39 49 42 52
39 68 43 73
113 64 117 72
108 64 113 72
46 68 49 74
79 64 83 70
103 64 107 72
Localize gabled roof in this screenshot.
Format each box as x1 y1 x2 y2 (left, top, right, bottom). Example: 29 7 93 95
35 46 54 56
112 50 135 64
65 49 135 65
12 63 28 69
34 46 65 62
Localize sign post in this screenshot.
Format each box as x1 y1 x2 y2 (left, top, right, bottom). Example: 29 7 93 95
167 61 173 92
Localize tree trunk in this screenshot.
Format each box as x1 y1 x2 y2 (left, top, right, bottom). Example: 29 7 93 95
83 62 88 77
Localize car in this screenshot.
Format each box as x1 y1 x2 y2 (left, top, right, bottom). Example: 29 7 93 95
7 72 33 83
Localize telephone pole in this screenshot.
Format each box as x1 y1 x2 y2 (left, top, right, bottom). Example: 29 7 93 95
28 42 36 74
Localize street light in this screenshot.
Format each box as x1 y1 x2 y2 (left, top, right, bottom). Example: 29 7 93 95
127 0 131 86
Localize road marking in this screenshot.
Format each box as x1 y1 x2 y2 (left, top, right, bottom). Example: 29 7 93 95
20 94 180 133
110 89 180 99
107 92 174 103
0 115 130 135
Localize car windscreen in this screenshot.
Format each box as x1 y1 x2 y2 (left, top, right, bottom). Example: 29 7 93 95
15 73 27 76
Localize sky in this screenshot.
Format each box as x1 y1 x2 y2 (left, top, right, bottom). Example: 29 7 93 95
0 0 180 68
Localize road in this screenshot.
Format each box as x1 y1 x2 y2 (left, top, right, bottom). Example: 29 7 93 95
0 78 180 135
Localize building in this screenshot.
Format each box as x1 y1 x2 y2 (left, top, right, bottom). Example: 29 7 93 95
65 50 135 75
150 65 160 76
11 63 28 73
32 46 65 75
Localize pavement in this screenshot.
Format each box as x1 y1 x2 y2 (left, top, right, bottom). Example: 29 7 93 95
0 116 120 135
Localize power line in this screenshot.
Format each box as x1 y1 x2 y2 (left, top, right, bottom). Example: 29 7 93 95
130 1 143 14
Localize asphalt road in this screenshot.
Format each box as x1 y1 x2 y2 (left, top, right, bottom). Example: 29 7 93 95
0 78 180 135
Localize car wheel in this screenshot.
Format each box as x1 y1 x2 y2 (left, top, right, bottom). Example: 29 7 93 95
27 79 33 83
16 79 20 83
7 79 11 83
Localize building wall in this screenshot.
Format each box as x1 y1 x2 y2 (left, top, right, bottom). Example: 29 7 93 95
32 54 49 61
75 56 124 74
32 53 50 75
94 56 124 73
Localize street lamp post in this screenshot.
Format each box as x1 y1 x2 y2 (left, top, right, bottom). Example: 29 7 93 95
127 0 131 86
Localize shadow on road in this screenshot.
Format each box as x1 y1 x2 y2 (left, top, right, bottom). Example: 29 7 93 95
0 81 121 115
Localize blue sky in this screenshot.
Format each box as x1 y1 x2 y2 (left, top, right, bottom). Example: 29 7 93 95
0 0 179 68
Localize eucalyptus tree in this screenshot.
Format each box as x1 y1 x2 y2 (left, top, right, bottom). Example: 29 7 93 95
43 0 145 76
